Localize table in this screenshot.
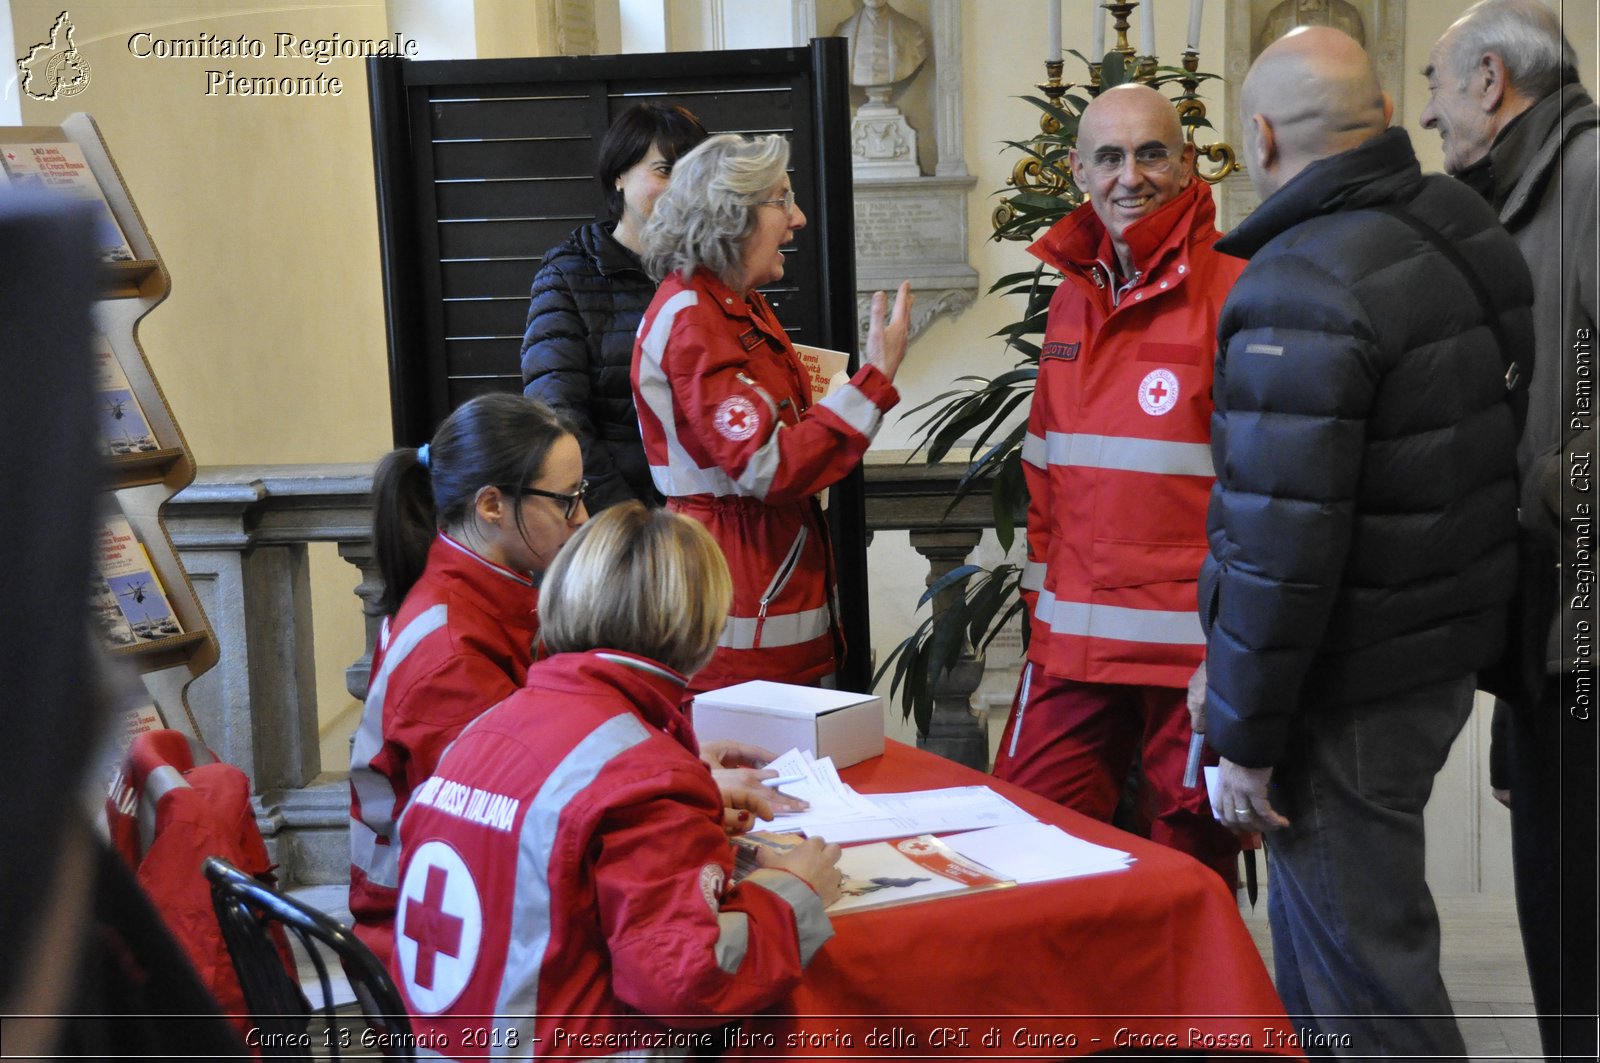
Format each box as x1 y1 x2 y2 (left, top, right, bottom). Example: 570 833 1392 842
730 741 1300 1060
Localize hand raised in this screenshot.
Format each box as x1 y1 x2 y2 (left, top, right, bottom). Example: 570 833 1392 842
863 281 914 383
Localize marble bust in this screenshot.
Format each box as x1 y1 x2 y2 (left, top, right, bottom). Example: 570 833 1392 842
833 0 929 90
1259 0 1367 52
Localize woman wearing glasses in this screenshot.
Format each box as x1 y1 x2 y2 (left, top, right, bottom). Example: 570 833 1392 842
347 393 588 962
633 134 913 693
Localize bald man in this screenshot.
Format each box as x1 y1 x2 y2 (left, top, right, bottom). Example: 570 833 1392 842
1422 6 1598 1056
1193 27 1532 1056
993 84 1241 887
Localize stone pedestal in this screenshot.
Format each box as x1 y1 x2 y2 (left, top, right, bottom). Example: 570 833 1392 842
851 88 920 179
909 528 988 769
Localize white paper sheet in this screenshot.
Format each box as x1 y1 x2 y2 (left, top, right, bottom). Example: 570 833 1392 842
941 822 1134 883
753 750 1039 843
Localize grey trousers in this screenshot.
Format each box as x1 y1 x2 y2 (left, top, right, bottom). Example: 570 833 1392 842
1265 674 1476 1061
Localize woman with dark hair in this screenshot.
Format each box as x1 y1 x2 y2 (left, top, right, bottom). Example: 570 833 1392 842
391 503 842 1048
633 133 913 693
521 102 708 512
347 392 587 962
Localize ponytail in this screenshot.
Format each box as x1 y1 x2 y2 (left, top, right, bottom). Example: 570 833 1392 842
371 446 437 616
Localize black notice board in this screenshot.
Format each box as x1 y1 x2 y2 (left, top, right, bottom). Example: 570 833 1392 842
366 38 875 693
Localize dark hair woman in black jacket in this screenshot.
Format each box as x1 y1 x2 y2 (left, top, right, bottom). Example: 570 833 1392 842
520 102 707 512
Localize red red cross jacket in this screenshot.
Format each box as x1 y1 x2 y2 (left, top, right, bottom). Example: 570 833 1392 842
390 649 834 1057
633 268 898 693
105 729 291 1034
347 533 541 964
1021 180 1244 688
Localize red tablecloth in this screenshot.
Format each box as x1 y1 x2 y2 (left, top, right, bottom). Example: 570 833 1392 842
730 740 1301 1060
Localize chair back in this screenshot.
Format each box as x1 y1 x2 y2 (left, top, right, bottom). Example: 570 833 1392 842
204 857 413 1060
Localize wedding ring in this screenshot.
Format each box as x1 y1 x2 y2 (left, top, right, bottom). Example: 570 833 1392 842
1234 807 1250 814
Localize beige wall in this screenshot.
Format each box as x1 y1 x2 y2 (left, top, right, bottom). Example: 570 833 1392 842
15 0 393 464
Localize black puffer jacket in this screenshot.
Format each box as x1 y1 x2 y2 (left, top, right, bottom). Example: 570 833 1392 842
1199 128 1534 768
521 222 661 511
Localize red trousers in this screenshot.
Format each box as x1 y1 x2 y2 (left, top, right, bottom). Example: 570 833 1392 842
993 664 1239 887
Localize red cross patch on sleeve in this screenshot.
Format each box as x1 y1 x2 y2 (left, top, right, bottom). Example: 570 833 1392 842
714 395 761 441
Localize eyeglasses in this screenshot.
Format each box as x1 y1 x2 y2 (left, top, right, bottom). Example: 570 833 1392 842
756 189 797 216
506 480 588 520
1088 146 1175 176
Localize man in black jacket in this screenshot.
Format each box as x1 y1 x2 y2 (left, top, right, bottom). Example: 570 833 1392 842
1192 27 1533 1057
1421 5 1599 1056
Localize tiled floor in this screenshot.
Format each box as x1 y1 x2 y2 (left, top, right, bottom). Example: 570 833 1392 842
1239 891 1541 1060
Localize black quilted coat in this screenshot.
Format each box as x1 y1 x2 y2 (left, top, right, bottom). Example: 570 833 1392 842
521 222 662 511
1199 128 1534 767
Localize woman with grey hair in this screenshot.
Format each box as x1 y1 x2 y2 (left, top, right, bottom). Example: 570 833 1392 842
632 133 913 693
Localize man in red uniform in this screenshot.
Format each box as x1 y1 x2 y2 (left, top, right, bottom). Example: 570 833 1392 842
992 84 1241 883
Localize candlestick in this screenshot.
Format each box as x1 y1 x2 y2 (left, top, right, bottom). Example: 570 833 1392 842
1048 0 1062 64
1186 0 1203 52
1141 0 1156 57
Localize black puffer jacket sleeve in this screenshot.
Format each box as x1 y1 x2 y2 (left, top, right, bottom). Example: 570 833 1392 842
523 234 607 489
1200 259 1378 766
521 224 661 511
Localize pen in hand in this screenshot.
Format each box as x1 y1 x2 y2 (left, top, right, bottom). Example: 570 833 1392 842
761 774 807 789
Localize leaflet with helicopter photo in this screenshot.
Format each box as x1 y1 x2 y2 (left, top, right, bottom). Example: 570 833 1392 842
94 512 183 646
93 334 158 455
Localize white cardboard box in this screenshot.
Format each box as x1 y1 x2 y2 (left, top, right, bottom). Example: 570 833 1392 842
692 680 884 769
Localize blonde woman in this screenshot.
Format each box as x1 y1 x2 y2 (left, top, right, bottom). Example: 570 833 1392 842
390 503 842 1046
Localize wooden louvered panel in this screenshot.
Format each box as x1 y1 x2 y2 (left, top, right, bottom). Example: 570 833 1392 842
439 259 542 300
434 177 596 221
445 338 522 377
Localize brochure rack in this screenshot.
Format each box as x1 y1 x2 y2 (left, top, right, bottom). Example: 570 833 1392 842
3 114 219 726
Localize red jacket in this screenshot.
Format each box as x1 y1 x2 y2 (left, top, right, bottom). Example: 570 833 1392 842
105 729 289 1034
391 650 833 1056
633 268 898 692
1022 180 1243 688
347 533 541 963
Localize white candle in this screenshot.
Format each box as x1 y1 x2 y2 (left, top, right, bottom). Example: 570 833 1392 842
1186 0 1203 52
1140 0 1156 57
1091 2 1106 60
1048 0 1062 63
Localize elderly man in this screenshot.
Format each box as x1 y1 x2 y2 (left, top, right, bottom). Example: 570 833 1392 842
1196 27 1532 1056
992 84 1241 886
1422 3 1598 1057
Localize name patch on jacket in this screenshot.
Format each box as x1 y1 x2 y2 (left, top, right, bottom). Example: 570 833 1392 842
737 327 765 352
1042 341 1080 361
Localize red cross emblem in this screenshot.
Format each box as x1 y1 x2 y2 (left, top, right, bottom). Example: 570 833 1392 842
403 865 463 990
714 395 760 441
1137 369 1180 416
396 839 482 1013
